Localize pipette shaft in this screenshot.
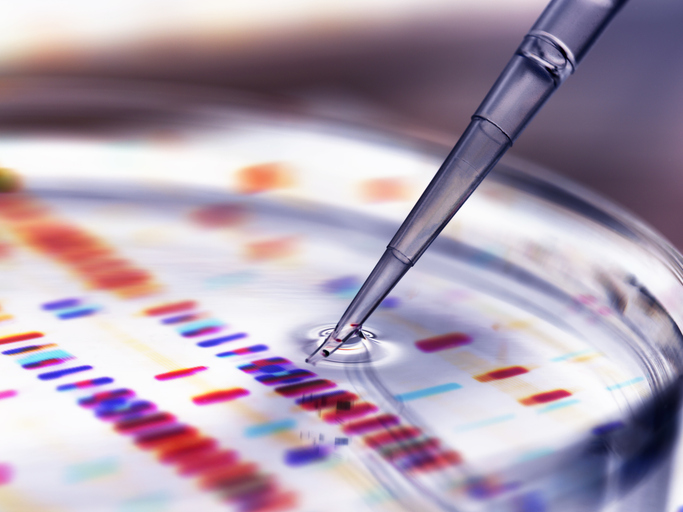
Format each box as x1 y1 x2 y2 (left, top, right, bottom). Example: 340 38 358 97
307 0 628 364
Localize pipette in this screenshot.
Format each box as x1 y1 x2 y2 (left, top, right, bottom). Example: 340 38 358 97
306 0 629 364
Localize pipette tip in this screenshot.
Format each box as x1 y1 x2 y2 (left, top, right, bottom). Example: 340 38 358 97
306 324 362 365
305 336 341 365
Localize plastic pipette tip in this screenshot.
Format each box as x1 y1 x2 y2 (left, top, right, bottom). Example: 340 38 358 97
305 335 345 365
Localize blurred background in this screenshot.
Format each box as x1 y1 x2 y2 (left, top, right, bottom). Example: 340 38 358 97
0 0 681 247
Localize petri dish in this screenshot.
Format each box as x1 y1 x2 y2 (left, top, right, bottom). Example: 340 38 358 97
0 81 681 512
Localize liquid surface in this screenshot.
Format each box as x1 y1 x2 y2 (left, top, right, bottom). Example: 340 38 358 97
0 122 678 512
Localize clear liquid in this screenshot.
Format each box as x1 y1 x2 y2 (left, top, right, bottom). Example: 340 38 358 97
0 122 679 512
